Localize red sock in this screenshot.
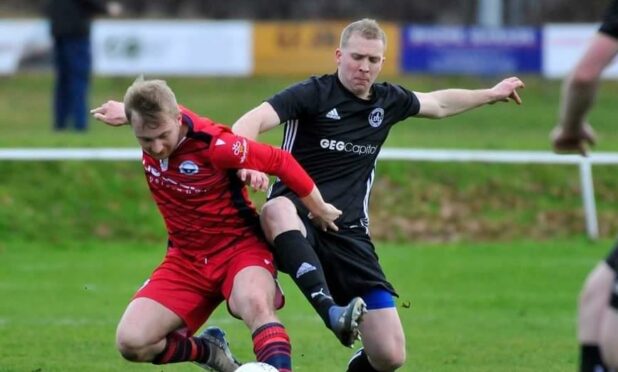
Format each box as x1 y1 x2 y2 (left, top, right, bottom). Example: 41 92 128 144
252 322 292 372
152 332 209 364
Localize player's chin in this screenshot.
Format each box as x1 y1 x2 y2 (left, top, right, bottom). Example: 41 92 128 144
147 151 169 160
352 85 370 97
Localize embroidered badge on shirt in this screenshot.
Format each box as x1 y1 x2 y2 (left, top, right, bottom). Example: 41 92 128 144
179 160 199 175
368 108 384 127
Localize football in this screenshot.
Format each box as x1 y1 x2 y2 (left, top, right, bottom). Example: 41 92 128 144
235 362 279 371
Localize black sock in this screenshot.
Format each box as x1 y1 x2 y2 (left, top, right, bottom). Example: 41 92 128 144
581 344 609 372
347 349 379 372
273 230 335 327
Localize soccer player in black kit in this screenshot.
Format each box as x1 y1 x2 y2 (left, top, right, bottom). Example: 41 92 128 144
233 18 524 371
551 1 618 371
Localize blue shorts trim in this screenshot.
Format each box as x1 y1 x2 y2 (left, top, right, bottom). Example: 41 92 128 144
362 287 395 310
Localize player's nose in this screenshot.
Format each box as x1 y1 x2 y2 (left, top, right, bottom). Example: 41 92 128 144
150 140 164 155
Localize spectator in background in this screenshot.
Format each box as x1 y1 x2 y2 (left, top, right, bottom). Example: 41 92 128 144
45 0 121 132
551 1 618 371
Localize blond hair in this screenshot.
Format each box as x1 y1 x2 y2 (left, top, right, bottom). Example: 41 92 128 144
340 18 387 49
123 77 179 128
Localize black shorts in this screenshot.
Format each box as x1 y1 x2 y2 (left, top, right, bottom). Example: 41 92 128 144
606 240 618 272
600 0 618 39
298 212 397 305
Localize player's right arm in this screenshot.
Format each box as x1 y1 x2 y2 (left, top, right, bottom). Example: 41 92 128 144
232 102 281 140
210 132 341 230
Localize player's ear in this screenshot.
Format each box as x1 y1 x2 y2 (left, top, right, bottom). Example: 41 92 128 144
335 48 342 64
176 113 182 126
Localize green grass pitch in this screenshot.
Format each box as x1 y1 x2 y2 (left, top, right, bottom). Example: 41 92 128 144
0 238 610 371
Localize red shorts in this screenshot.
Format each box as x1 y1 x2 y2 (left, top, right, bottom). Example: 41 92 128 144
134 236 283 335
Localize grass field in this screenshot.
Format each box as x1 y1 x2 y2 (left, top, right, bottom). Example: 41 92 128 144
0 238 610 372
2 74 618 371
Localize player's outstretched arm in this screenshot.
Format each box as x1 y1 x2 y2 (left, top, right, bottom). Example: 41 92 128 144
415 76 525 119
91 100 128 126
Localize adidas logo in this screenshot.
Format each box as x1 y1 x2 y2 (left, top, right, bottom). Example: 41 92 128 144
296 262 317 278
326 108 341 120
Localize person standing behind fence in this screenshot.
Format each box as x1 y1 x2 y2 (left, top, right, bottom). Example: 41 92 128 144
551 1 618 371
45 0 121 132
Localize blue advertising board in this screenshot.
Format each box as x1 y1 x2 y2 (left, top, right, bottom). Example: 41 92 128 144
401 26 541 75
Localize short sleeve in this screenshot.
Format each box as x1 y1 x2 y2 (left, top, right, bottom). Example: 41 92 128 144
390 83 421 120
266 77 320 123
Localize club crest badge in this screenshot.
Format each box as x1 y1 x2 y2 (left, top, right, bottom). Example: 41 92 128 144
368 108 384 128
179 160 199 175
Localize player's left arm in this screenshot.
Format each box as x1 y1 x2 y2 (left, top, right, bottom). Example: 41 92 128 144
414 76 525 119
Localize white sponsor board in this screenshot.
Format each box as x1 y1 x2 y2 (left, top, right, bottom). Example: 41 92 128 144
0 20 51 74
92 20 252 76
543 23 618 78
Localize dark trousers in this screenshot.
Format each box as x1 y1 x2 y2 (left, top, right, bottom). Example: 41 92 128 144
53 35 91 131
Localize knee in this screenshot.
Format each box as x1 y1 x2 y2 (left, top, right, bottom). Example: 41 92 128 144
369 345 406 371
260 197 300 241
237 293 276 326
571 68 599 87
261 197 296 224
116 329 148 362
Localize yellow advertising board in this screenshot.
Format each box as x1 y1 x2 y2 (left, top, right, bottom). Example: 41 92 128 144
254 21 400 76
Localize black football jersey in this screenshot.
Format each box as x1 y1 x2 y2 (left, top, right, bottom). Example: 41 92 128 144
267 73 420 232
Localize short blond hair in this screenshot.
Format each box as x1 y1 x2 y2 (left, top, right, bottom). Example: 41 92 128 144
123 77 179 128
340 18 387 50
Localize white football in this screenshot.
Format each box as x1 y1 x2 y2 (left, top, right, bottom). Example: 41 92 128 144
236 362 279 372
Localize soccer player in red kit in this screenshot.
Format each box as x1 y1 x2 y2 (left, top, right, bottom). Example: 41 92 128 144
91 78 343 372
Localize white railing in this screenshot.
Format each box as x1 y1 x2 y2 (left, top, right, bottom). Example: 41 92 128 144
3 148 618 240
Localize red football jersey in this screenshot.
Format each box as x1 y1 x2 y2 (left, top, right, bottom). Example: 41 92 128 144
142 106 314 254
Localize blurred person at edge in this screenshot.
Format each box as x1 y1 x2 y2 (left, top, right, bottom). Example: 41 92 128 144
45 0 121 132
551 1 618 371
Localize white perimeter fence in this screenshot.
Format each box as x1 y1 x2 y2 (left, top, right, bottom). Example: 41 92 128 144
3 148 618 240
